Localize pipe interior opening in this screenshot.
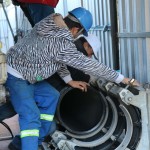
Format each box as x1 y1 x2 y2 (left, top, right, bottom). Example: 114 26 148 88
58 87 105 133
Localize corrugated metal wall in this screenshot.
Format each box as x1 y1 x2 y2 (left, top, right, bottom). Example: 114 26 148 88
1 1 115 68
0 4 15 53
118 0 150 83
56 0 115 69
82 0 114 68
0 4 31 52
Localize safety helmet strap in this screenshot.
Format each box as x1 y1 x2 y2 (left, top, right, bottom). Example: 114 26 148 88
76 28 84 37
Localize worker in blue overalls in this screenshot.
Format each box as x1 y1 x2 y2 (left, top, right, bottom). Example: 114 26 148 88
6 7 93 150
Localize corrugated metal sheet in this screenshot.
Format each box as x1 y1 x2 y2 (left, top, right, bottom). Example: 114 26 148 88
118 0 150 83
0 4 31 52
1 1 114 68
1 0 115 69
82 0 114 68
56 0 114 69
0 5 15 53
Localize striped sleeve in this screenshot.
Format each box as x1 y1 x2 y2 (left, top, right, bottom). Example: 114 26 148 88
57 65 72 83
55 39 124 83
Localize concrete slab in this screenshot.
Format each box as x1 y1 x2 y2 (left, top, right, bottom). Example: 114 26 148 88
0 115 19 150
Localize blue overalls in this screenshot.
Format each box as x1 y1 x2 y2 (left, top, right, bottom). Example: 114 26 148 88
5 73 60 150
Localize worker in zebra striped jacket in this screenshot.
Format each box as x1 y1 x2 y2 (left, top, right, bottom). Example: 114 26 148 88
47 34 102 92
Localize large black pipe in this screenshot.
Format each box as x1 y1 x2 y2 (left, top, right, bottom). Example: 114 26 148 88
57 86 106 135
109 0 119 70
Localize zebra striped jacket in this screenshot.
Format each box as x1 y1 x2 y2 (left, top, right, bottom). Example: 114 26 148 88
6 13 124 84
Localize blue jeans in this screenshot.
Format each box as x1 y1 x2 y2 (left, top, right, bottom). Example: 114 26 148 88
5 73 59 150
26 3 55 25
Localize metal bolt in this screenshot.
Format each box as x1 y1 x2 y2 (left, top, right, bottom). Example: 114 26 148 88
121 92 126 96
128 97 132 101
111 135 116 141
99 80 102 84
107 85 112 89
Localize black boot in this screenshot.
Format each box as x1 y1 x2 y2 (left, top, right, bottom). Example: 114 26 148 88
38 145 45 150
8 135 21 150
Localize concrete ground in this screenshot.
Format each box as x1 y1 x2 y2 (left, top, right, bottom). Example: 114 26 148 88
0 115 19 150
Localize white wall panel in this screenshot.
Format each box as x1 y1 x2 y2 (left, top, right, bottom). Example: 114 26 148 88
118 0 150 83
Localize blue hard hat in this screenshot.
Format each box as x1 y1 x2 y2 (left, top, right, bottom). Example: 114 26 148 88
69 7 93 36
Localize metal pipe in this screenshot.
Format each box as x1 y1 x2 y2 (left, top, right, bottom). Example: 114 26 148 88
57 87 106 135
1 3 15 41
109 0 119 70
15 6 18 32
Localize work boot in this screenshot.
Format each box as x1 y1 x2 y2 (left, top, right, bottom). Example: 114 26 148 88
8 142 19 150
38 145 45 150
9 143 45 150
8 135 46 150
8 135 21 150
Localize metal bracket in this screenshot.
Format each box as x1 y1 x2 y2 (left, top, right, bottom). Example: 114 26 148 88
118 32 150 38
57 140 76 150
96 77 136 105
51 131 77 150
118 89 134 105
90 25 111 32
52 131 67 144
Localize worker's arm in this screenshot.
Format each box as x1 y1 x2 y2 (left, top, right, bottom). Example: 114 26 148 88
57 65 88 91
55 39 140 86
122 78 140 86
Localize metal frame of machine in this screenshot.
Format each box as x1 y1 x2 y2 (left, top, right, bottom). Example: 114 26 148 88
46 78 150 150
